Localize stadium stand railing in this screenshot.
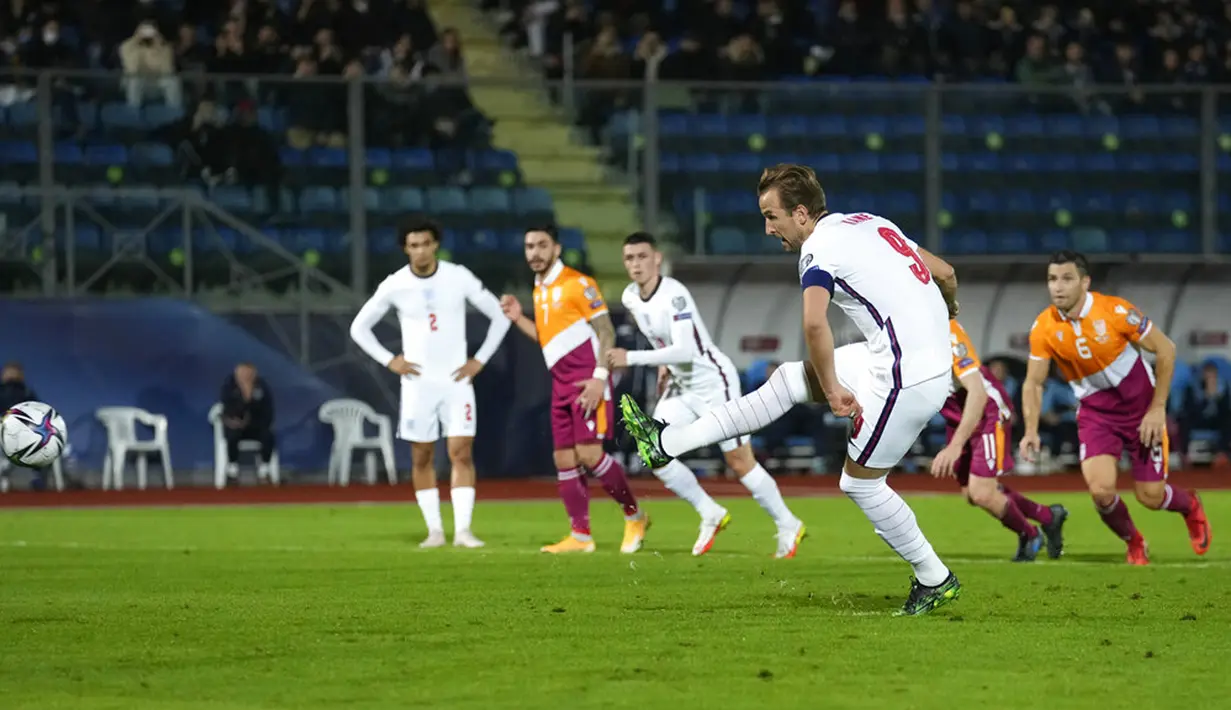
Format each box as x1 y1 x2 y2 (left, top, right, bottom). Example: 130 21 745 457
2 70 1229 304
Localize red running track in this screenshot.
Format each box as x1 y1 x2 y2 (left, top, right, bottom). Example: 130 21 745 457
0 470 1228 509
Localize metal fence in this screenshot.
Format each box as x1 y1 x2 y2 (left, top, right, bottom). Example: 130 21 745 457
0 69 1227 301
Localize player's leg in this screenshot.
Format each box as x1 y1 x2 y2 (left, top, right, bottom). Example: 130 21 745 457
649 395 729 554
541 399 595 554
442 383 483 548
621 349 829 467
994 424 1068 559
401 380 445 547
962 425 1043 562
840 370 959 616
576 397 648 554
1078 416 1148 563
1129 430 1210 556
255 427 276 483
723 442 805 558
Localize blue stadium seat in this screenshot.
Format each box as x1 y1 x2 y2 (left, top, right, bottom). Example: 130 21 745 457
475 149 519 172
53 143 84 164
100 103 143 130
943 230 989 254
143 104 182 127
385 187 424 213
0 181 24 205
130 142 173 166
729 114 768 137
1151 230 1198 253
512 187 554 218
990 231 1033 253
427 187 467 214
212 186 254 212
392 148 434 171
85 144 127 165
118 187 161 211
659 113 689 137
279 147 306 167
342 187 380 211
469 187 511 214
0 141 37 163
7 102 38 127
720 153 761 173
558 227 585 252
308 148 347 168
365 148 393 170
1109 230 1148 252
298 186 337 213
767 115 808 137
1004 189 1036 212
1120 116 1160 138
1039 230 1069 252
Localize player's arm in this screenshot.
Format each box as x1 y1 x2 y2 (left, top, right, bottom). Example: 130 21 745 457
1130 313 1176 447
918 247 959 316
465 280 512 366
499 295 538 340
619 290 699 367
1021 358 1049 435
950 371 988 450
350 289 397 364
800 270 850 412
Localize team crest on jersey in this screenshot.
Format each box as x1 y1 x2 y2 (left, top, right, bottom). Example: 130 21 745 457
583 286 598 300
1093 319 1109 342
1126 309 1143 326
799 253 813 277
953 342 968 357
672 296 686 311
552 287 563 302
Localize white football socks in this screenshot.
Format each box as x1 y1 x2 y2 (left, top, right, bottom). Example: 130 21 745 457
660 361 811 457
740 464 797 529
415 487 444 533
653 460 724 519
839 472 949 587
451 486 476 534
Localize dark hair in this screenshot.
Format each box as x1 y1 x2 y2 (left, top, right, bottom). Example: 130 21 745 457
525 224 559 243
398 216 441 247
758 163 827 217
1048 250 1089 277
623 231 657 248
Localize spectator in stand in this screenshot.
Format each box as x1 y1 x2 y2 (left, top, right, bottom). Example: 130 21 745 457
222 99 283 213
1179 361 1231 465
220 362 277 486
578 26 630 142
1039 375 1079 465
120 20 181 108
286 56 344 149
22 19 87 138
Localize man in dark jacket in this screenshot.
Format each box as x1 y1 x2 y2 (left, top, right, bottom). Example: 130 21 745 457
220 362 276 484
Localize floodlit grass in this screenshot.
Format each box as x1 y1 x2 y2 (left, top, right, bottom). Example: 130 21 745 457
1 492 1229 709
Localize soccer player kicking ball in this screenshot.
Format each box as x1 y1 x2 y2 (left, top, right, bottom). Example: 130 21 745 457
623 164 960 615
609 232 806 558
1020 251 1211 565
350 218 511 549
932 319 1068 561
501 226 649 554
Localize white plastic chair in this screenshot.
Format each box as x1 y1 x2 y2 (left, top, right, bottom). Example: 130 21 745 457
0 457 63 492
208 403 280 489
318 398 396 486
95 406 174 490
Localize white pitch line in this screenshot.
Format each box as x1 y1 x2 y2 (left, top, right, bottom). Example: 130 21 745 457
1 540 1228 568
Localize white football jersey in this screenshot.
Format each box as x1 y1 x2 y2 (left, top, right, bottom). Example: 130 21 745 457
350 261 510 380
621 276 735 390
798 212 950 389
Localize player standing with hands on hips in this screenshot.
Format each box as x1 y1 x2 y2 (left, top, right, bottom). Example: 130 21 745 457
623 164 962 615
350 218 511 549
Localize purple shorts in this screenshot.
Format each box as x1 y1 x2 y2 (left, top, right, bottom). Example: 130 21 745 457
550 383 613 451
1078 408 1168 482
948 420 1013 487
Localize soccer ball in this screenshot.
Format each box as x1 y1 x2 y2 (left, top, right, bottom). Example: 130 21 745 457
1 401 68 469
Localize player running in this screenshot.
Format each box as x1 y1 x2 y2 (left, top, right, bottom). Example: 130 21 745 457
608 232 806 557
500 226 648 554
622 164 961 615
1020 250 1210 565
932 319 1068 561
349 218 510 549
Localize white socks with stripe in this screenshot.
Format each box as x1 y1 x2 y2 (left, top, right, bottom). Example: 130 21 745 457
661 361 811 457
451 486 476 534
415 487 443 534
741 464 798 529
653 460 725 520
839 472 949 587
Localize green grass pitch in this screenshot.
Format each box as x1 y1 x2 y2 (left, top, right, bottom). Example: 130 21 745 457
2 492 1229 709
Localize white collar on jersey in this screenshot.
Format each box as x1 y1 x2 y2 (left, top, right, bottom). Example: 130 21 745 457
815 212 843 228
536 259 564 286
1060 292 1094 321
